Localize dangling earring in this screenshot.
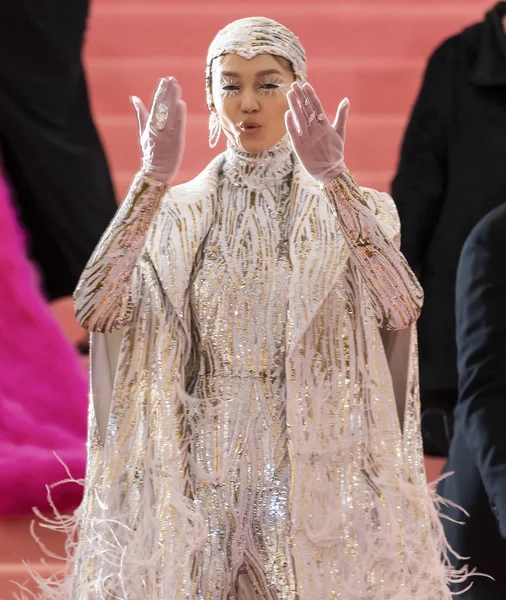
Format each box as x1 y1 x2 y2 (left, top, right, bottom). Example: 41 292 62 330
209 111 221 148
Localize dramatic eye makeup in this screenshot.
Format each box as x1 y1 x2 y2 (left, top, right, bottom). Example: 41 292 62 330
218 75 241 95
216 69 290 97
257 76 290 95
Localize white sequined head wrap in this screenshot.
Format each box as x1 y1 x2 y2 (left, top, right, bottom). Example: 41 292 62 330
206 16 307 111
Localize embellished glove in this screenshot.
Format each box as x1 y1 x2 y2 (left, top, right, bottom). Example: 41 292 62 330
131 76 186 184
285 81 349 185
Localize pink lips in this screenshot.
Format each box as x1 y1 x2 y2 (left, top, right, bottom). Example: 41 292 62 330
240 121 261 132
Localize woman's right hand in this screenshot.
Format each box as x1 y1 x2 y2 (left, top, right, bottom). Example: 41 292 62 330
131 77 186 184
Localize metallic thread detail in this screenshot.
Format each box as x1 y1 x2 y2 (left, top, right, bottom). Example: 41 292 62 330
54 148 452 600
323 170 423 330
73 173 168 332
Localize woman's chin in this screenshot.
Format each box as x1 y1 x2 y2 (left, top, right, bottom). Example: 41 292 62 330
237 138 266 154
237 134 282 155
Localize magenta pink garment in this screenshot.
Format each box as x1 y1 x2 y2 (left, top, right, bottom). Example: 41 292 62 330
0 175 87 515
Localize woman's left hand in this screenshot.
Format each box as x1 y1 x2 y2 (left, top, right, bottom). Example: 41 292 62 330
285 82 349 185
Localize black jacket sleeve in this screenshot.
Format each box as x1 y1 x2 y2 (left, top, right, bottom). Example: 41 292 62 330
456 206 506 538
391 40 454 273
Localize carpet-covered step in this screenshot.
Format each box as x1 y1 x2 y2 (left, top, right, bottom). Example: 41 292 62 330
85 3 484 61
86 57 426 117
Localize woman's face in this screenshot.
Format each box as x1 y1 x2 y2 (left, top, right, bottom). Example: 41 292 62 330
211 53 295 153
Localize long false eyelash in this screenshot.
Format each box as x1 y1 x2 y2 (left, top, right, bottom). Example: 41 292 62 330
217 76 291 97
218 75 241 97
258 78 291 96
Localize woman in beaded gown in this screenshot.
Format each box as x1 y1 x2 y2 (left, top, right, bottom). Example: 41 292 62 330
22 16 469 600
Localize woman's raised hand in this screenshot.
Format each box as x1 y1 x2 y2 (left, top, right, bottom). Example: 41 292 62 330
131 77 186 184
285 82 349 185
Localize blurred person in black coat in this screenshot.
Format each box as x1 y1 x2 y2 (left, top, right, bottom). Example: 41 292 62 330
391 2 506 455
0 0 116 302
438 202 506 599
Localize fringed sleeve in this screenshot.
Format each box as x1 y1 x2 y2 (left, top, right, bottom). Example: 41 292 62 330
322 170 423 330
73 173 168 332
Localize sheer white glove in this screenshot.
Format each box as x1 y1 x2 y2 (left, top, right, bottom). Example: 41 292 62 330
285 82 349 185
130 76 186 184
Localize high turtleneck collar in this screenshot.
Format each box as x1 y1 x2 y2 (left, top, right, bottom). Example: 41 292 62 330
222 136 294 189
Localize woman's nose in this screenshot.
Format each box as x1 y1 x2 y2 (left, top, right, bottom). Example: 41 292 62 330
240 90 260 113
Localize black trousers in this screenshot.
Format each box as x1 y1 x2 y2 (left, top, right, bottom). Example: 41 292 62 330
0 0 117 300
439 435 506 599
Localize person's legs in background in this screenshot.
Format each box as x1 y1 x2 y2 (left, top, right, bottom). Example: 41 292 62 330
0 65 117 303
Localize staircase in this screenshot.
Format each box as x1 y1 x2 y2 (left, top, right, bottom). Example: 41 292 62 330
1 0 490 596
84 0 490 197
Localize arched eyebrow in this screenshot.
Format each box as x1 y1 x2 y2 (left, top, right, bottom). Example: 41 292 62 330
220 69 284 78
